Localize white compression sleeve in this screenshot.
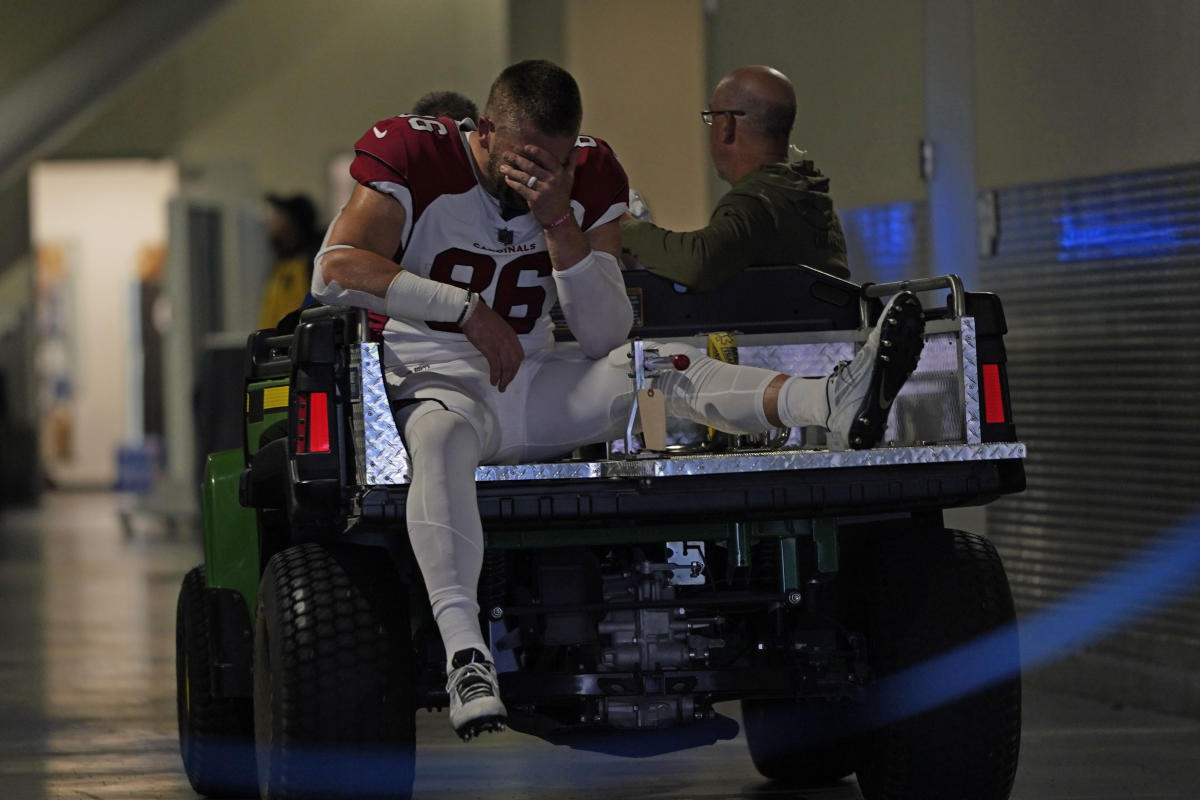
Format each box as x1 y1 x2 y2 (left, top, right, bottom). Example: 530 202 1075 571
553 250 634 358
403 408 490 666
311 244 473 323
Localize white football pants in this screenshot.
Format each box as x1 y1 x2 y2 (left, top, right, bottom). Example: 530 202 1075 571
393 340 829 667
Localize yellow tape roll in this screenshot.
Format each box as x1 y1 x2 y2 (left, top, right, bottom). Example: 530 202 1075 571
706 331 739 365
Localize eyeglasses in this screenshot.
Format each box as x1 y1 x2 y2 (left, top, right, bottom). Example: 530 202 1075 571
700 109 746 126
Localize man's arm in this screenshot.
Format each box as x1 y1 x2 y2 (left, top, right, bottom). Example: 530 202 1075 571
621 180 852 291
619 198 770 292
314 184 525 391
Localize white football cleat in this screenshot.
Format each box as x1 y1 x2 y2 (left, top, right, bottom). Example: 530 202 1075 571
446 648 508 741
825 291 925 451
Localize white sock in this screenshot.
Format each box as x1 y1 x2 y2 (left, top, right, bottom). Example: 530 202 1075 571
776 376 830 428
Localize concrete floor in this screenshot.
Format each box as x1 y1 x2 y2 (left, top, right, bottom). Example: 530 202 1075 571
2 490 1199 800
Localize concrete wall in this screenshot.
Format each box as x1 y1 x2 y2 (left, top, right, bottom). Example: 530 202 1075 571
56 0 508 213
706 0 927 210
974 0 1200 189
0 0 126 85
565 0 710 232
510 0 565 66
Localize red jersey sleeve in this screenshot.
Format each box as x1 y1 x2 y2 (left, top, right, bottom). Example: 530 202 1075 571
572 136 630 231
349 116 415 187
348 115 476 216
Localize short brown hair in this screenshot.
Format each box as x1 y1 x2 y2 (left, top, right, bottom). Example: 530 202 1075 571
485 60 582 138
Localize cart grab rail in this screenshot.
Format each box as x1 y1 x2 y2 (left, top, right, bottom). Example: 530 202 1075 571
862 274 966 323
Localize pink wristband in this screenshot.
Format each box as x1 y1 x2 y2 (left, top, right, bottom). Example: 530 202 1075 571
543 210 573 230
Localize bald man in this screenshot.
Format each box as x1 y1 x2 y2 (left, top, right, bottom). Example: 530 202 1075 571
621 65 849 291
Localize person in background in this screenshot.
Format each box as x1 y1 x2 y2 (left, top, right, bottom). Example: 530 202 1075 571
620 65 850 290
411 89 479 129
258 193 321 329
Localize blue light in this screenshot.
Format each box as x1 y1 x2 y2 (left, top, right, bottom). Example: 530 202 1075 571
867 511 1200 726
749 511 1200 748
842 202 918 283
1057 210 1185 261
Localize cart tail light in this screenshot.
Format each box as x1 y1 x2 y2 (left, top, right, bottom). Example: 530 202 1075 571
982 364 1006 424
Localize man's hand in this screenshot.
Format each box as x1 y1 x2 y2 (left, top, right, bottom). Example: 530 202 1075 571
500 144 577 228
461 301 525 392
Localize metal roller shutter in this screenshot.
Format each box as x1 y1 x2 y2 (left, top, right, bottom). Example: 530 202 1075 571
979 164 1200 714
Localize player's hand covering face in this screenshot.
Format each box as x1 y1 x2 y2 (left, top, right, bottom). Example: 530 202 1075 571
500 142 579 230
484 119 577 224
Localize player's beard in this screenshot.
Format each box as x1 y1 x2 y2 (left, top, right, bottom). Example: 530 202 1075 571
488 148 529 217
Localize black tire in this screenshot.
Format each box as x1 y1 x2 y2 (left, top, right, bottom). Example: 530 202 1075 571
742 697 856 784
254 543 415 800
176 565 258 797
845 524 1021 800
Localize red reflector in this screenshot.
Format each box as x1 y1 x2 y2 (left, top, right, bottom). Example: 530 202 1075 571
309 392 330 453
982 364 1005 424
296 394 309 453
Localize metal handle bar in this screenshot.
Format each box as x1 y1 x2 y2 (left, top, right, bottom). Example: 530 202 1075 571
860 273 966 323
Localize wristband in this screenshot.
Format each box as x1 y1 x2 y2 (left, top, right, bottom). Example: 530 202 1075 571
542 209 573 230
457 290 481 326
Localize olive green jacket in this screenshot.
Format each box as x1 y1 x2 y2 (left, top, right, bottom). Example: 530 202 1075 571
620 160 850 291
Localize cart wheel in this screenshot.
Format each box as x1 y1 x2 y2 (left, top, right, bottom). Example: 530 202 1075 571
742 696 857 785
845 524 1021 800
176 565 258 797
254 542 415 799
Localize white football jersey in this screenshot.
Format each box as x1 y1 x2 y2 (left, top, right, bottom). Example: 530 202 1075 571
349 114 629 365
